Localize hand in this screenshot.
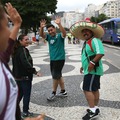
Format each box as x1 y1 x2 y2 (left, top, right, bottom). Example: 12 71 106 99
54 16 61 25
80 67 83 74
36 72 42 77
88 63 94 72
5 3 22 27
25 114 45 120
40 19 46 28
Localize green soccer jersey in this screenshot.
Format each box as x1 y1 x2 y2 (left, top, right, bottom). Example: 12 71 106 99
46 33 65 60
81 38 104 76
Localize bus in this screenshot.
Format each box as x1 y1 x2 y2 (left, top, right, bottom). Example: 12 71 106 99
99 18 120 44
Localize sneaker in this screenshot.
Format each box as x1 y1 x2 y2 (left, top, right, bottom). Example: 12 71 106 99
87 108 100 114
57 91 68 97
96 108 100 115
82 109 98 120
21 111 33 118
47 93 56 101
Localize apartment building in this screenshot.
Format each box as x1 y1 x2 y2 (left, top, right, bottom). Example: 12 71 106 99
102 0 118 18
63 11 83 28
116 0 120 17
84 4 96 19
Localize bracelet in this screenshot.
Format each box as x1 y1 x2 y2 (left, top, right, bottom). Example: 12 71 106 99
90 61 95 65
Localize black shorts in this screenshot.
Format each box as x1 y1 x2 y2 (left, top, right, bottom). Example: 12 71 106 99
50 60 65 80
83 74 100 91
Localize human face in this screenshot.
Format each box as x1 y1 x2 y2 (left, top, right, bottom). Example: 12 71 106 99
47 26 56 37
0 14 10 52
20 36 29 47
81 29 94 40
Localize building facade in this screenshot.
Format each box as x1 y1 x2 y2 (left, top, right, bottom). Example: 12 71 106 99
102 0 118 18
62 11 83 28
84 4 96 19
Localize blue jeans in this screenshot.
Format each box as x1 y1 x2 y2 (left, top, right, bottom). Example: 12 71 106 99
16 80 32 112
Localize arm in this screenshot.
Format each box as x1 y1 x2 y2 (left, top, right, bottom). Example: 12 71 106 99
6 3 22 41
54 16 66 38
88 39 104 72
0 38 15 63
40 19 46 39
88 54 104 72
0 3 22 63
92 54 104 63
20 48 37 75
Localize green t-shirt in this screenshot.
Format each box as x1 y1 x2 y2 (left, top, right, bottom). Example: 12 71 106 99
81 38 104 76
46 33 65 60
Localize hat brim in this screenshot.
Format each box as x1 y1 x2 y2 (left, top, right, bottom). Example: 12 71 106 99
70 21 104 40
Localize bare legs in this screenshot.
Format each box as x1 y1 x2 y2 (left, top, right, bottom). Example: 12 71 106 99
52 77 65 92
84 90 99 108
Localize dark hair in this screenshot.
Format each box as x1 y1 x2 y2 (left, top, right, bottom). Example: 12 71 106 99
18 34 26 41
0 4 5 27
46 24 55 29
12 34 26 56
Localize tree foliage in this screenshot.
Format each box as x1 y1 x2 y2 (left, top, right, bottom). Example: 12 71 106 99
90 13 109 23
2 0 57 34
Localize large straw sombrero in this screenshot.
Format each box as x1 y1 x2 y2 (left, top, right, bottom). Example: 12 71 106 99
70 20 104 40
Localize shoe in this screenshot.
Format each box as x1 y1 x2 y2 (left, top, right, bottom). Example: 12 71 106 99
82 109 98 120
57 91 68 97
96 108 100 115
47 93 56 101
86 108 100 115
22 111 33 118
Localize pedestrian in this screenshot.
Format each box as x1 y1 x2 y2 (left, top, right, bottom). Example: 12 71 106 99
70 20 105 120
0 2 22 120
12 34 41 118
40 17 67 101
36 32 40 45
0 2 44 120
73 36 76 44
67 36 71 44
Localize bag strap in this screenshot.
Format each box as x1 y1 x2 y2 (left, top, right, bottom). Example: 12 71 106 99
0 63 10 120
86 39 94 52
82 41 97 72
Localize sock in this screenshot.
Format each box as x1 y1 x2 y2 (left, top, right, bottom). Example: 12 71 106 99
52 91 56 95
95 106 99 109
89 107 96 113
61 89 65 93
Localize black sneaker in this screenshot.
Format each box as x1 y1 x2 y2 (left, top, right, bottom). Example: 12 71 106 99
22 111 33 118
56 91 68 97
82 109 98 120
86 108 100 115
96 108 100 115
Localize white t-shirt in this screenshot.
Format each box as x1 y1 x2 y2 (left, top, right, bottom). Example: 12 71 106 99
0 61 18 120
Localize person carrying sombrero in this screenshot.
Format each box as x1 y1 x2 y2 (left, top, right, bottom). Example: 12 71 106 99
70 19 105 120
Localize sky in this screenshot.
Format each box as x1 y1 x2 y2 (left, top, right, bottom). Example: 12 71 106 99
56 0 110 12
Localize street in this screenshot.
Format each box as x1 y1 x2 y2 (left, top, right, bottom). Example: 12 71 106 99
18 41 120 120
103 44 120 69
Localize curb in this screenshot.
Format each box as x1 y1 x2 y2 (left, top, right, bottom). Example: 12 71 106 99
103 43 120 50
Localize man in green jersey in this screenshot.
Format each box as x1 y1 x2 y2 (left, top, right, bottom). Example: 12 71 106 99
40 17 67 101
70 18 105 120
